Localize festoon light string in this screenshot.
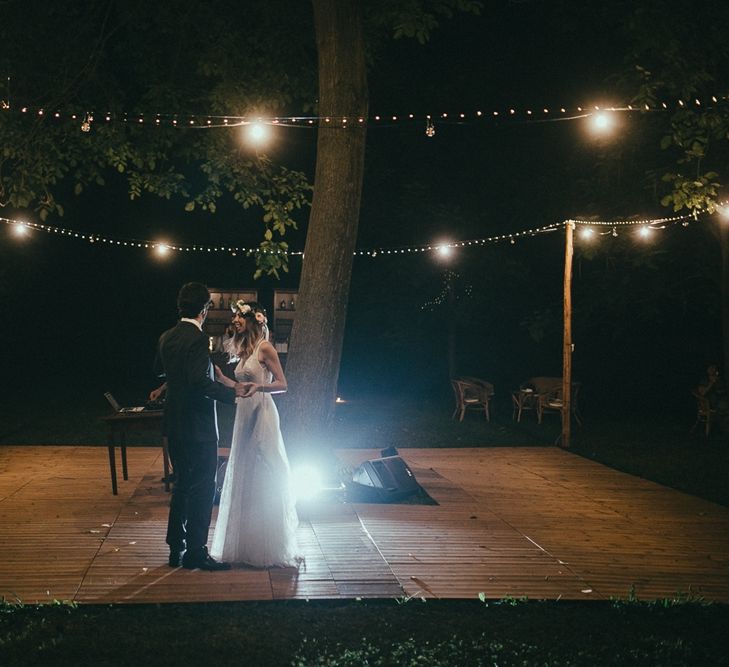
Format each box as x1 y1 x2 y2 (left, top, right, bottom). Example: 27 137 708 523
1 95 727 132
2 206 720 259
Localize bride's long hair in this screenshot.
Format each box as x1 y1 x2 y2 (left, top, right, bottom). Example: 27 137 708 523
235 312 265 362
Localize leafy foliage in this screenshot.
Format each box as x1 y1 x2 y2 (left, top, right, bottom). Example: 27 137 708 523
365 0 483 44
0 0 315 275
621 0 729 213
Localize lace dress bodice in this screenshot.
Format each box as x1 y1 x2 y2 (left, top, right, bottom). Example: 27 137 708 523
234 341 271 385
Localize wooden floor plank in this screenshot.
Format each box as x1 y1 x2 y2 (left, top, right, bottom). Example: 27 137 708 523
1 446 728 603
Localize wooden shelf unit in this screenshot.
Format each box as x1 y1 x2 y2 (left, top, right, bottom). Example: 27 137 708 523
272 289 298 356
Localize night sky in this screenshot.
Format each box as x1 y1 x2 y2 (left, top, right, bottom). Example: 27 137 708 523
1 1 723 420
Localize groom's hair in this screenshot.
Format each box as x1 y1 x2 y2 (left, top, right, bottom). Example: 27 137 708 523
177 282 210 318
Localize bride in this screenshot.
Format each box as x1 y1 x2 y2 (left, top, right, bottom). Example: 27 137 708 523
211 302 301 568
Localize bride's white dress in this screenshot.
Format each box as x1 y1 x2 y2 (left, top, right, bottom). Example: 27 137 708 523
211 341 301 567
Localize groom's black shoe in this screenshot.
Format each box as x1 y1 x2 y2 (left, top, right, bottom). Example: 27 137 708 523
168 550 185 567
182 547 231 571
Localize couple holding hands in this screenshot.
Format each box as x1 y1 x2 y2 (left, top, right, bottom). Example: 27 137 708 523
154 282 301 571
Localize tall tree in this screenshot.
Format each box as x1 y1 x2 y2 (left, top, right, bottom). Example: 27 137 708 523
280 0 368 458
280 0 482 457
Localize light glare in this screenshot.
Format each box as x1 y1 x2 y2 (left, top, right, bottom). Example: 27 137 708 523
13 222 29 237
591 112 614 133
246 121 270 145
290 465 322 502
579 227 594 240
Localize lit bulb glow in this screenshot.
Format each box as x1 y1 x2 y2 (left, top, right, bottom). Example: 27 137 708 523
638 226 652 239
246 121 270 145
591 112 614 133
155 244 170 256
579 227 595 240
13 222 29 236
436 245 452 257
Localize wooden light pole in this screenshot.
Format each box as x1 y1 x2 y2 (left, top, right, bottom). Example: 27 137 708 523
561 221 575 448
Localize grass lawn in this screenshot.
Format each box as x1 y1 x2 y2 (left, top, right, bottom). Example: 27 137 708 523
2 598 728 666
1 389 728 665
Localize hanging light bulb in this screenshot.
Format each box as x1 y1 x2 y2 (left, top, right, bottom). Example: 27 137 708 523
425 119 435 137
638 226 652 239
245 120 270 145
81 112 93 132
579 227 595 240
12 221 29 237
590 111 615 135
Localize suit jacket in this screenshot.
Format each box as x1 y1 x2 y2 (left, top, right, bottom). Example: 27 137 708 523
155 321 236 445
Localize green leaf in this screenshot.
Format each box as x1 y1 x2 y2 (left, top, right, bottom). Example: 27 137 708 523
184 201 195 212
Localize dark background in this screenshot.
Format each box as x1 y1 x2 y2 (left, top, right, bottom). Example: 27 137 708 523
0 1 722 427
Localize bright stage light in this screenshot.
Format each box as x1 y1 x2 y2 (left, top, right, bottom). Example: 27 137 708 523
290 465 322 502
436 245 453 258
12 222 29 237
154 243 170 256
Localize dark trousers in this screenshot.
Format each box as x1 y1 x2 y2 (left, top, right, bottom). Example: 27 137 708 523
165 437 218 555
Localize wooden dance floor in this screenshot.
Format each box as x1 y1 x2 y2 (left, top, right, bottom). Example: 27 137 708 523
1 446 728 604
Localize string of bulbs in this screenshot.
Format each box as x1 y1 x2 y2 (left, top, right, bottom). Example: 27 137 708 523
2 95 727 135
3 207 722 259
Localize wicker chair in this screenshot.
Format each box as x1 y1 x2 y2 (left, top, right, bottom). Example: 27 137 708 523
536 381 582 425
691 389 716 437
451 378 494 422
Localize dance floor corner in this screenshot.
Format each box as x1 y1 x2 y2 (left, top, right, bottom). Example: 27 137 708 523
1 445 728 604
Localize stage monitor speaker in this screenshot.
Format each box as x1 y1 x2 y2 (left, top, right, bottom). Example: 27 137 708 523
347 455 420 502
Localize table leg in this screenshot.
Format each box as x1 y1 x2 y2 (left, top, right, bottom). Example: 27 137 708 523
107 433 118 496
121 430 128 481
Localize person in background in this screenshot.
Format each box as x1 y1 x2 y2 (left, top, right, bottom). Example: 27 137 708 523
698 363 729 434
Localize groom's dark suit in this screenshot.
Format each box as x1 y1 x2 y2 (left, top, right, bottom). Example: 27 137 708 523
155 320 236 559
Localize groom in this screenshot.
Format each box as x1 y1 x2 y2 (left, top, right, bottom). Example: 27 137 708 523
155 282 247 570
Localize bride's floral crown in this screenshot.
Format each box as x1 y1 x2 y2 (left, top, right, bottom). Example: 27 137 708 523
232 300 252 315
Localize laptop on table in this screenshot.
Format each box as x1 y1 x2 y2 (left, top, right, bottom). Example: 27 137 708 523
104 392 147 413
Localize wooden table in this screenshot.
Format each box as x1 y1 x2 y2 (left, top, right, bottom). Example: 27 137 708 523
511 389 538 422
100 410 167 495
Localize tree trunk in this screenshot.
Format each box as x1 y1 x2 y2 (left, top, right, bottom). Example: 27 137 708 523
280 0 368 463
